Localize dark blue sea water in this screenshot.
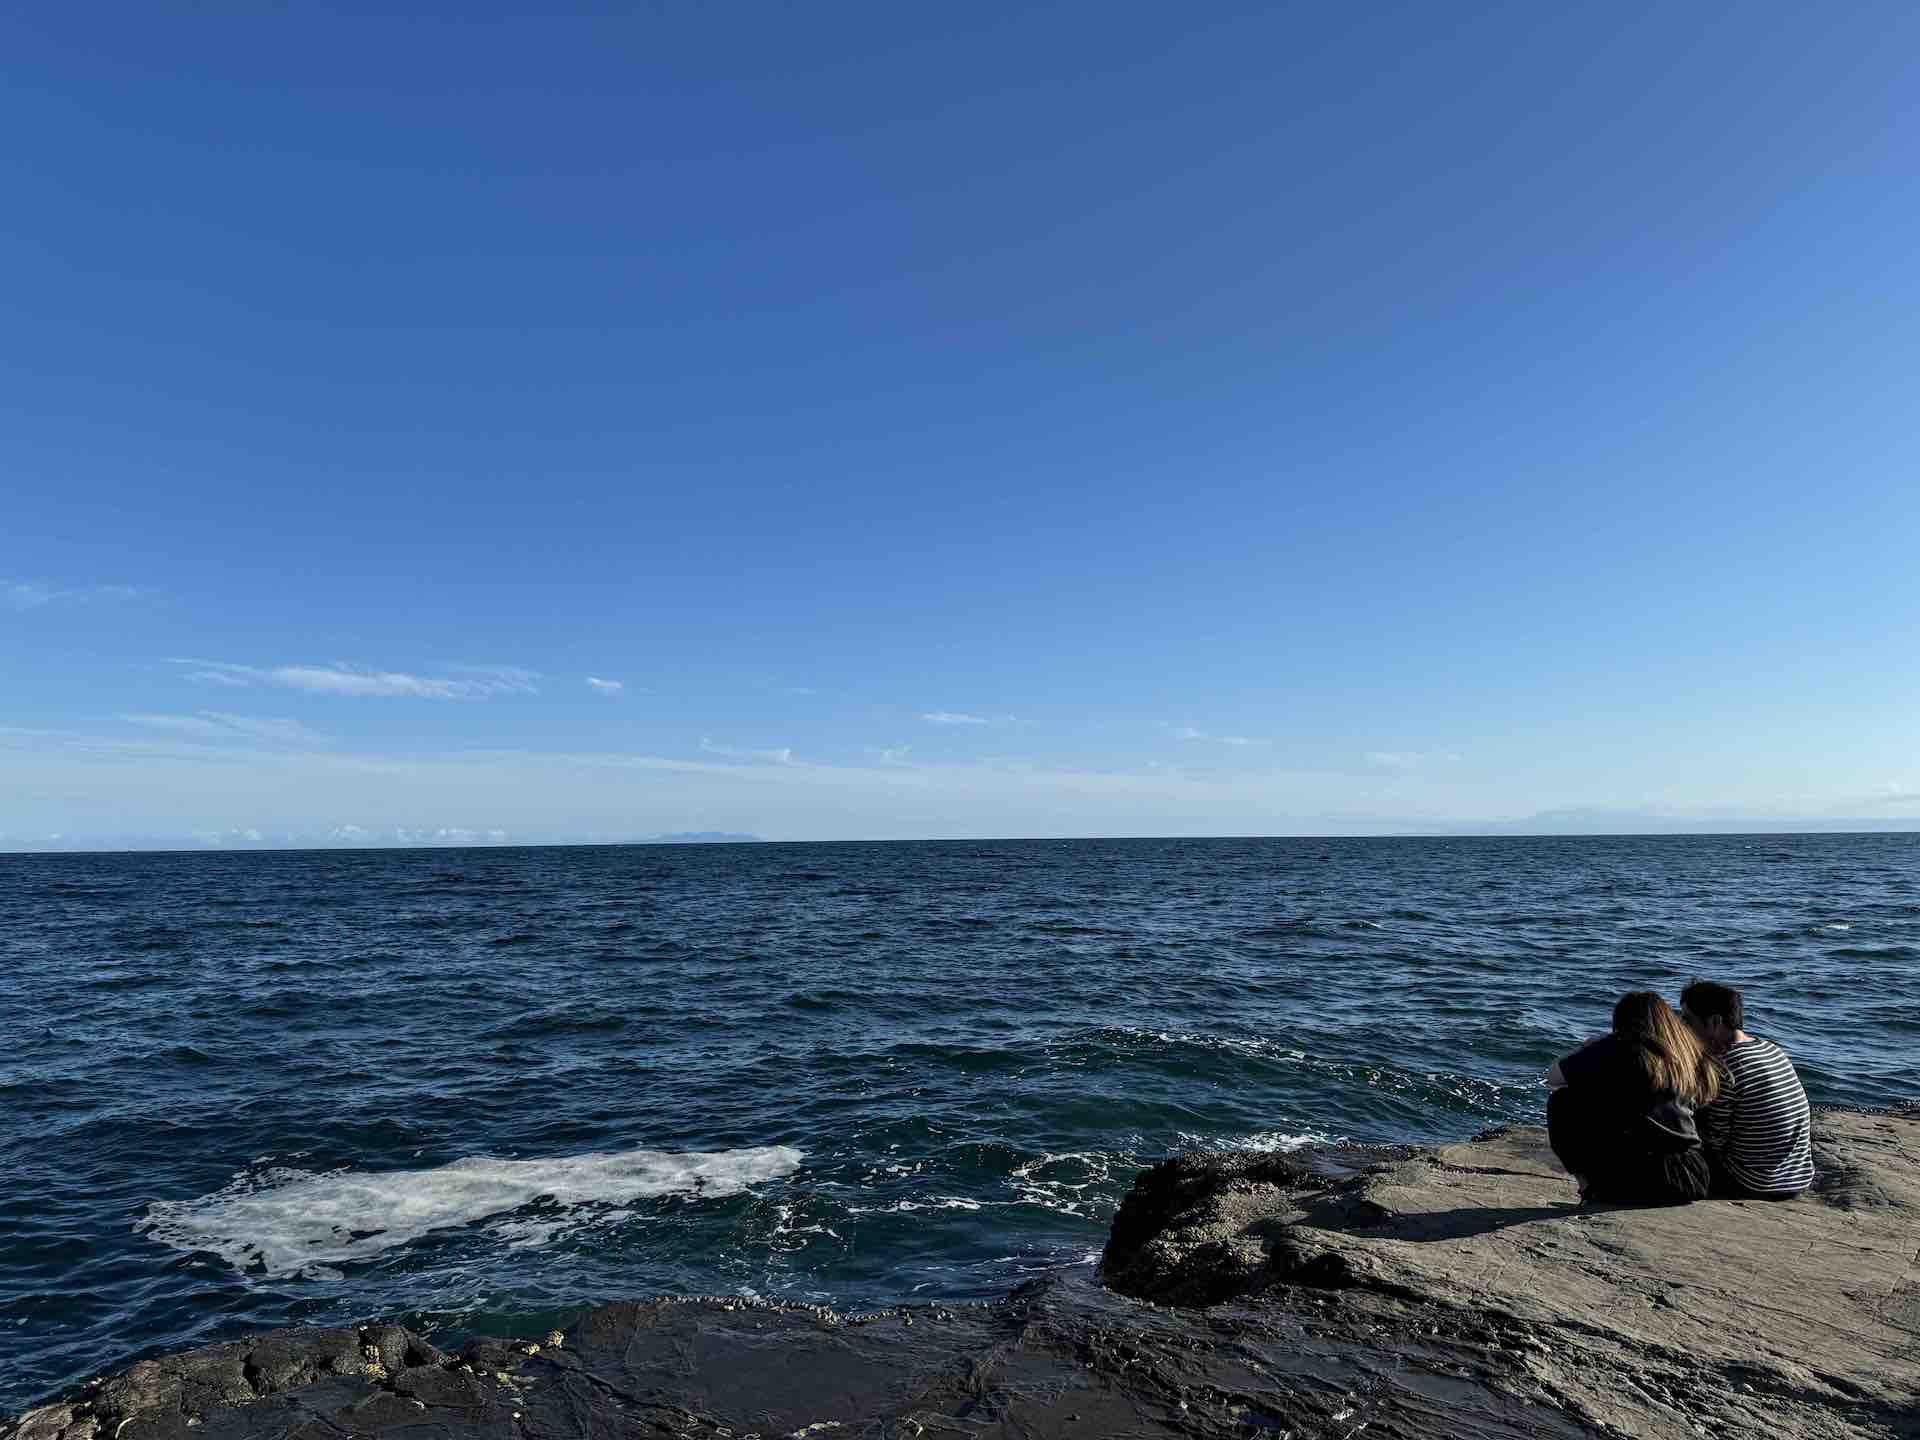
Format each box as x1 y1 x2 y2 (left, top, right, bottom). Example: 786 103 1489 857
3 835 1916 1411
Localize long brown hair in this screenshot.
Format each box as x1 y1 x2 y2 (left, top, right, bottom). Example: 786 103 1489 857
1613 991 1722 1106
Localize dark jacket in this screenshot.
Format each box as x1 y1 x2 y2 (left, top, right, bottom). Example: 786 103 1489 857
1547 1037 1711 1205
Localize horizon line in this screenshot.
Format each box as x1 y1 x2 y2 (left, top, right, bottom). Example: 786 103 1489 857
7 824 1920 858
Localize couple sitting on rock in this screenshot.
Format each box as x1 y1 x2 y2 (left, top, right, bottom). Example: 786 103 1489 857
1545 980 1813 1206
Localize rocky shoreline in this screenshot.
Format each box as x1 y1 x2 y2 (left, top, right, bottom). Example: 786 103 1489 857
8 1108 1916 1440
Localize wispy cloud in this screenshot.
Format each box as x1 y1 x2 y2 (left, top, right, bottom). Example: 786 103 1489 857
586 676 624 694
191 827 266 846
122 712 331 747
922 711 994 726
870 745 913 766
5 581 58 610
445 664 541 691
1862 784 1920 809
327 823 510 846
6 579 143 611
171 659 538 699
700 737 795 765
1167 725 1258 746
1364 750 1462 772
16 720 1919 849
394 826 511 845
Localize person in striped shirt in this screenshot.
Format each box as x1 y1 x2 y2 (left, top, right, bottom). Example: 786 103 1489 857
1679 979 1814 1199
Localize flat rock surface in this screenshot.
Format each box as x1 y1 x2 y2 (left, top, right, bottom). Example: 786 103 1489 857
1104 1107 1920 1438
8 1110 1915 1440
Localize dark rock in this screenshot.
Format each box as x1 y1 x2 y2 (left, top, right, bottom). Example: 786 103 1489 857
244 1330 365 1393
451 1339 522 1375
1100 1150 1317 1304
9 1406 75 1440
94 1363 182 1425
388 1371 491 1412
117 1412 193 1440
357 1326 412 1377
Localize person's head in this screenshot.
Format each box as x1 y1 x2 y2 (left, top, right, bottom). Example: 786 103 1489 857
1678 979 1744 1056
1612 990 1722 1106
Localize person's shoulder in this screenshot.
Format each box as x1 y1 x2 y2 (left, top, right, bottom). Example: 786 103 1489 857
1726 1036 1806 1089
1736 1035 1797 1066
1560 1032 1623 1082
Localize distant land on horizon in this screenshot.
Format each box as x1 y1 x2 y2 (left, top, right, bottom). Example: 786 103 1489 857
5 818 1920 855
1438 811 1920 837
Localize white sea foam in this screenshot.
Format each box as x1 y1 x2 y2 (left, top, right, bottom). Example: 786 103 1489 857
1009 1151 1118 1217
1176 1129 1330 1153
138 1144 803 1277
848 1196 987 1215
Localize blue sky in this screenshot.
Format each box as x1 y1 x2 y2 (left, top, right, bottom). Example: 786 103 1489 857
5 1 1918 847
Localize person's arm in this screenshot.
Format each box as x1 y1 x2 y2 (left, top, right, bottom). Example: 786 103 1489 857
1545 1033 1609 1090
1696 1064 1735 1154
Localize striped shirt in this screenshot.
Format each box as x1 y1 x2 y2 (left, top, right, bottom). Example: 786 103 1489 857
1697 1037 1813 1196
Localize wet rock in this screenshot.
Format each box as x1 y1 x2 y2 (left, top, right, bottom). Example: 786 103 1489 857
242 1330 364 1393
357 1326 412 1377
10 1406 73 1440
389 1370 493 1411
452 1340 524 1376
94 1363 182 1426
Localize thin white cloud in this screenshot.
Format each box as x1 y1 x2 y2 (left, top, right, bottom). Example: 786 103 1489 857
170 659 537 699
1365 750 1462 772
1168 725 1259 746
700 737 795 765
921 711 992 726
11 721 1917 849
282 666 454 698
444 664 542 692
586 676 624 694
871 745 913 766
192 827 266 846
122 712 331 748
324 823 508 846
6 579 142 611
1860 784 1920 809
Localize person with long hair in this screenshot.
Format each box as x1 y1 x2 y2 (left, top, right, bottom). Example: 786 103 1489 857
1544 991 1722 1205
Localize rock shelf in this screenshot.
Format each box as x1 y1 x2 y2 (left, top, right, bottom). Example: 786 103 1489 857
8 1109 1915 1439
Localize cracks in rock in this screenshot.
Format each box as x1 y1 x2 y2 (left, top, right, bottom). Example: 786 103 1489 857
1427 1163 1559 1180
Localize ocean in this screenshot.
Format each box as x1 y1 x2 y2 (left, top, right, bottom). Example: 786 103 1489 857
2 834 1914 1412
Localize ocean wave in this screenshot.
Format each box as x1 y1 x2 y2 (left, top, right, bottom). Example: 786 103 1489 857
481 1008 631 1040
1008 1151 1124 1217
1241 918 1321 938
137 1144 803 1278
